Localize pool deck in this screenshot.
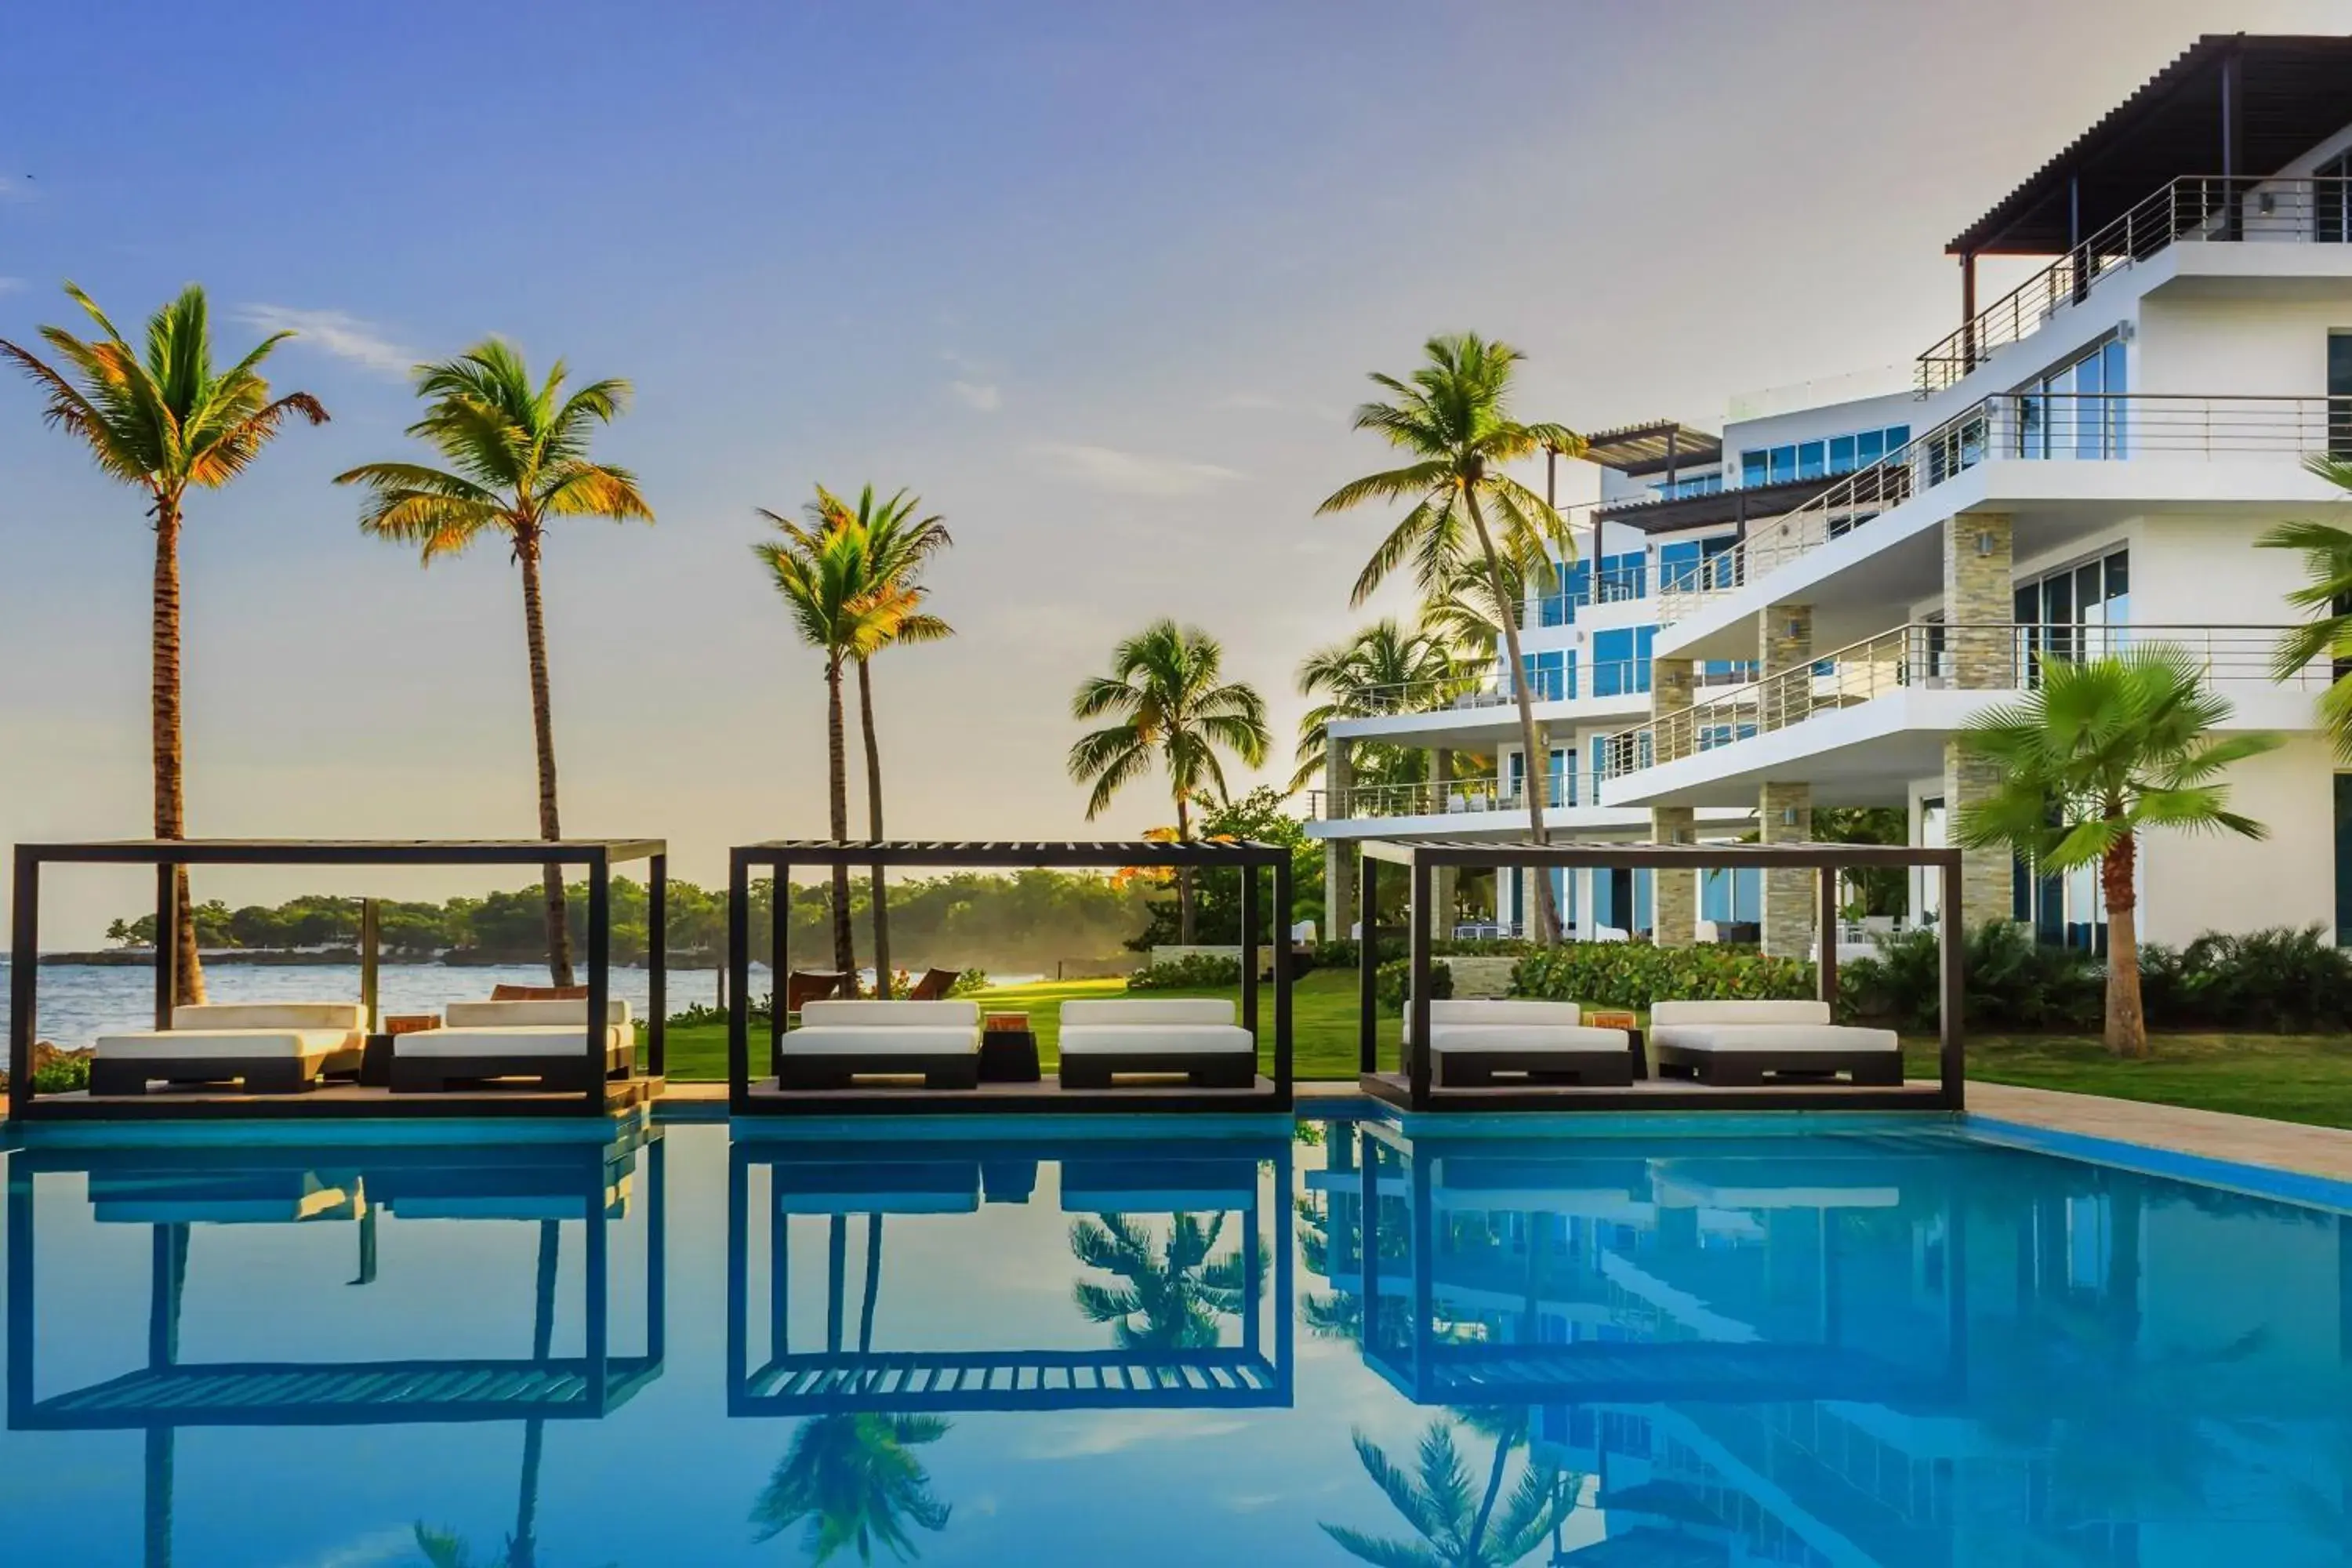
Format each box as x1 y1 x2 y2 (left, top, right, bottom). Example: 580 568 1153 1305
1963 1080 2352 1185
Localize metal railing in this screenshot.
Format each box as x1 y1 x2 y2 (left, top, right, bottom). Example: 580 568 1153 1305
1307 774 1583 821
1602 622 2322 782
1920 176 2352 393
1339 659 1653 715
1654 393 2352 623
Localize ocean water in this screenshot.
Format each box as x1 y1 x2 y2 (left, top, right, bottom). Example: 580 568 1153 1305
2 1116 2348 1564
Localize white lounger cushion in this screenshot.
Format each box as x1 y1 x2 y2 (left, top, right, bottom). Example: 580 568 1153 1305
782 1027 979 1057
174 1002 365 1032
799 1000 980 1028
1060 997 1252 1058
1649 1000 1896 1055
1061 999 1233 1027
1403 1000 1627 1054
95 1029 358 1062
396 1024 633 1059
444 999 632 1027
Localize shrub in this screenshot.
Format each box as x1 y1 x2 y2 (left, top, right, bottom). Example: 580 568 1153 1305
0 1043 93 1095
1840 921 2101 1033
2139 924 2352 1033
1127 953 1243 990
949 967 993 998
1375 958 1453 1013
1509 942 1814 1011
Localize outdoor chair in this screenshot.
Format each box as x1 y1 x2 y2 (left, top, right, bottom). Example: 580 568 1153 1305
90 1002 369 1096
777 999 982 1089
1649 1000 1900 1086
390 997 636 1094
1401 999 1634 1087
783 970 851 1015
1057 998 1256 1089
903 967 962 1001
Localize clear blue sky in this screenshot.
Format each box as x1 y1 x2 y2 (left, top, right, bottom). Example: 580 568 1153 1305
2 0 2339 940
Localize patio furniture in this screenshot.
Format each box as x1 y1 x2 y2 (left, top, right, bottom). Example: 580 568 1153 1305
904 967 962 1001
491 983 587 1001
979 1011 1041 1083
777 998 982 1090
1057 998 1256 1089
390 998 637 1093
89 1003 368 1096
1648 1000 1900 1086
1403 1000 1635 1087
783 969 851 1015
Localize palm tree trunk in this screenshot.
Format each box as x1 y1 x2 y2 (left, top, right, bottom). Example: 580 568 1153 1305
859 1212 882 1354
825 659 857 979
1462 487 1563 944
2102 829 2147 1058
1175 789 1196 945
517 535 574 987
857 659 891 998
151 492 204 1005
1467 1422 1517 1559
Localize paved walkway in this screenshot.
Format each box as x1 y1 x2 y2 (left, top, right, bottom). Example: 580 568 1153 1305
1965 1080 2352 1184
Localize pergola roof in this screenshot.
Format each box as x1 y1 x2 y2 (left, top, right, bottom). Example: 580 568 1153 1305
737 838 1290 867
1581 420 1722 477
1951 33 2352 255
1595 474 1843 535
1359 839 1958 871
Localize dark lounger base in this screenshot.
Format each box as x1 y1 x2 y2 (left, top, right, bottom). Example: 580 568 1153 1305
89 1047 365 1097
391 1047 634 1094
778 1054 982 1091
1433 1050 1635 1089
1653 1044 1904 1087
1058 1053 1257 1090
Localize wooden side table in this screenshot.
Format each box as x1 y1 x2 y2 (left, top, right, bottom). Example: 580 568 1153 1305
1586 1011 1646 1080
979 1013 1040 1083
364 1014 441 1087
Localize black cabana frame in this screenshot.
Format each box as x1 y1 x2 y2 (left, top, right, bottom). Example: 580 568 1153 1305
727 840 1294 1115
9 838 667 1120
1356 838 1964 1113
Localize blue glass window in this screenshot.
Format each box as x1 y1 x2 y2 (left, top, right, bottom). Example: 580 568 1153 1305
1828 435 1857 474
1740 451 1767 487
1857 429 1884 465
1592 627 1655 696
1798 441 1826 479
1657 540 1700 591
1768 445 1797 484
1701 867 1762 923
1523 649 1568 702
1885 424 1910 448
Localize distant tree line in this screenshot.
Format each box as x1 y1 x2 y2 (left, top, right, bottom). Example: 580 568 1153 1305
104 869 1157 971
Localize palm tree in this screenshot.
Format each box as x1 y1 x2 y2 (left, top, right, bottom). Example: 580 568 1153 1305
1955 646 2279 1058
1318 333 1582 942
1067 1210 1267 1348
757 510 880 976
1 283 328 1004
1416 551 1527 663
1067 620 1269 942
336 340 651 986
1291 619 1468 795
750 1413 953 1563
804 486 954 996
2257 474 2352 757
1323 1413 1577 1568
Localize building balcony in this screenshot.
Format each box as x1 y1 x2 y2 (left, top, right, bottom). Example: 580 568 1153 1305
1601 621 2323 808
1921 175 2352 394
1653 392 2348 657
1325 662 1657 749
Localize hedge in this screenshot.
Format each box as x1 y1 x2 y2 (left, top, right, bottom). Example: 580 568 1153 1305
1509 942 1816 1011
1127 953 1243 990
1374 959 1454 1012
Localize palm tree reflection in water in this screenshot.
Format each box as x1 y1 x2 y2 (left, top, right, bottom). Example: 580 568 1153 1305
1069 1211 1267 1350
1325 1410 1581 1568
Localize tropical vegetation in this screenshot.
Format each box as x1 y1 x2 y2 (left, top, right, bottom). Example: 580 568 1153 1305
2259 457 2352 759
1290 618 1470 795
1069 1208 1266 1348
336 339 652 986
1066 619 1270 942
1953 646 2278 1058
1 282 330 1004
1323 1413 1580 1568
1318 332 1581 941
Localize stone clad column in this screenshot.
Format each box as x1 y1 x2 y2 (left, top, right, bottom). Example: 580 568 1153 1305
1758 606 1816 957
1652 656 1695 762
1323 745 1355 942
1944 512 2016 927
1653 806 1697 947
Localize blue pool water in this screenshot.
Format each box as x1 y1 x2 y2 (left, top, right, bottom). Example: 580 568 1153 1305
2 1116 2348 1565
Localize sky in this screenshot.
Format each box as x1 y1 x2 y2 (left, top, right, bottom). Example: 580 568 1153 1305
3 0 2347 944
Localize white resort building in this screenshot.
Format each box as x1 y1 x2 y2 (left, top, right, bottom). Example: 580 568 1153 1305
1312 32 2352 959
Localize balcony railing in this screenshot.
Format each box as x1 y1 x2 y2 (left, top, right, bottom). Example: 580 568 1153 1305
1654 393 2350 624
1339 660 1653 716
1920 176 2352 393
1602 622 2322 782
1308 775 1583 822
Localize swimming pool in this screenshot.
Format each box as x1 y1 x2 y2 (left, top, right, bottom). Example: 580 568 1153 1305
2 1115 2347 1564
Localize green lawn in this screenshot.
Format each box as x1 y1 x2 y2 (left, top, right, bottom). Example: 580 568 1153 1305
662 975 2352 1131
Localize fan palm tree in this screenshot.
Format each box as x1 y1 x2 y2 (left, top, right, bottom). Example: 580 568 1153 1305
1291 619 1469 795
1066 620 1269 942
1318 334 1582 942
804 486 954 996
336 340 651 986
2256 470 2352 757
1068 1210 1267 1348
1 282 329 1004
1323 1412 1576 1568
1955 646 2279 1058
750 1413 953 1563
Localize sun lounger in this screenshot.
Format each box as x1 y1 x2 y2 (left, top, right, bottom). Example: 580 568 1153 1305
903 967 962 1001
1648 1000 1900 1085
783 969 851 1016
1056 998 1256 1089
778 999 982 1089
90 1003 368 1096
1059 1156 1259 1213
1403 999 1635 1087
390 998 636 1093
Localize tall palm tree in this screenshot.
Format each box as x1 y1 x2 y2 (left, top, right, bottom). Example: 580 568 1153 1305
336 340 650 986
1323 1413 1576 1568
1068 620 1269 943
1067 1210 1266 1348
1 283 328 1004
757 510 883 976
1416 551 1527 664
750 1413 953 1563
1291 619 1468 794
2257 471 2352 757
1318 333 1581 942
1955 646 2279 1058
804 486 954 996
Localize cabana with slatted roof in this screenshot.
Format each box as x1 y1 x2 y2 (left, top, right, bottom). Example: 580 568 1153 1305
9 838 667 1120
728 840 1294 1115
